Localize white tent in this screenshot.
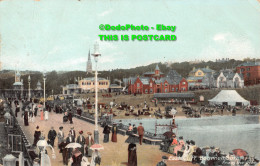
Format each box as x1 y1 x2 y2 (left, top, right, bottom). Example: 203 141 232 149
208 90 250 106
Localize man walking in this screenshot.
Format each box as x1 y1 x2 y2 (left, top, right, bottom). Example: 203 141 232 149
137 123 144 145
76 131 85 155
69 127 76 140
48 127 57 147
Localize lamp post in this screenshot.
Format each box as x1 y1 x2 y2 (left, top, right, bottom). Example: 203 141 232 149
28 75 31 101
91 42 101 144
43 73 46 108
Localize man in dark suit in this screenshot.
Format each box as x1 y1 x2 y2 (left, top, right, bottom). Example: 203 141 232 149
48 127 57 147
137 123 144 145
66 133 75 159
69 127 76 140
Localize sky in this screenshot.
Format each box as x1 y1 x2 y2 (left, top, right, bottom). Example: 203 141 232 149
0 0 260 72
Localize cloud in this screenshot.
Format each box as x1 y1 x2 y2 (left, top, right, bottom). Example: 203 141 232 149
98 9 113 17
201 32 256 61
213 33 229 41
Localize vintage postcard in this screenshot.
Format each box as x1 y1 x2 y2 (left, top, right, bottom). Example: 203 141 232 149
0 0 259 166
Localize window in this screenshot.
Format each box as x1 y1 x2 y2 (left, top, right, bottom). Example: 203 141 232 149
247 73 250 77
182 87 186 91
165 89 168 93
150 89 153 93
247 67 250 71
241 68 245 72
172 88 175 91
165 83 168 87
145 89 148 93
198 72 202 75
8 134 22 152
150 83 153 87
176 88 178 92
182 82 186 85
137 83 140 87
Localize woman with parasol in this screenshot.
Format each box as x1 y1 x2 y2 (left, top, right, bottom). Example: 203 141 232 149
90 144 103 166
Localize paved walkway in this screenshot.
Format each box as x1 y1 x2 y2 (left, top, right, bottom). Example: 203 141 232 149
12 104 196 166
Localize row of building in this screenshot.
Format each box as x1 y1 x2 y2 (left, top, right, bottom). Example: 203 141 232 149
125 61 260 94
2 61 259 97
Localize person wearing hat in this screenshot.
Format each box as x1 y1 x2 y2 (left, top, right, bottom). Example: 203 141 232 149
168 134 178 154
23 108 29 126
128 142 137 166
137 123 144 145
33 126 41 146
69 127 76 140
59 138 69 165
76 131 85 155
182 140 191 161
68 110 73 124
66 133 75 159
103 123 111 143
208 146 216 165
156 156 168 166
57 126 64 148
44 108 49 121
200 146 210 166
85 132 94 157
175 136 185 157
186 140 196 162
111 123 118 143
48 127 57 147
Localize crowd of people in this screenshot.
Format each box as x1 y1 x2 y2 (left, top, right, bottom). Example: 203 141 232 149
31 125 101 166
160 134 259 166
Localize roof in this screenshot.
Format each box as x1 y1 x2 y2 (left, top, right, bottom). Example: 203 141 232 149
140 77 150 85
218 71 244 80
155 64 160 70
83 77 107 81
37 81 41 86
154 93 195 98
13 82 23 86
187 76 204 80
237 61 260 67
209 90 250 106
200 68 214 73
143 71 164 75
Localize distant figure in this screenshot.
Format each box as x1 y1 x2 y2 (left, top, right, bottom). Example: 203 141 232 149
68 111 73 124
71 148 83 166
44 108 49 120
137 123 144 145
34 105 38 117
40 109 44 121
111 123 118 143
57 126 64 150
24 110 29 126
103 123 110 143
33 126 41 146
15 105 20 117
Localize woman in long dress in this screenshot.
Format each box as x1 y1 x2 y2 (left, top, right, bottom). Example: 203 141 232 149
174 136 185 156
33 126 41 146
40 109 44 121
182 140 191 161
44 108 49 121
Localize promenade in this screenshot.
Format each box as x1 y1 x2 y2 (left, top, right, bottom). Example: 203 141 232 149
12 104 196 166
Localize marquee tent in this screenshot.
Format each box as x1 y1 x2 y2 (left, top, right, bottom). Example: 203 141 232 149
208 90 250 106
